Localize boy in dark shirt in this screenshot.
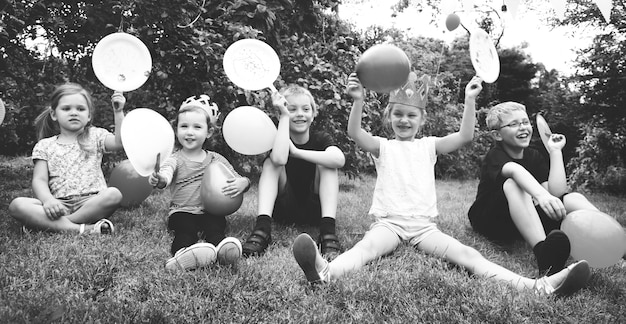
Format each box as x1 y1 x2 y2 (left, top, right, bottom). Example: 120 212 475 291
242 85 345 257
468 101 602 276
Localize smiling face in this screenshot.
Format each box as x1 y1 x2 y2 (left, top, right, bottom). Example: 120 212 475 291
494 110 533 151
51 93 91 134
388 103 424 141
176 109 212 152
285 93 316 136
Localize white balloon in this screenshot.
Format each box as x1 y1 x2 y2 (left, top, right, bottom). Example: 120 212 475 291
121 108 174 176
222 106 276 155
561 209 626 268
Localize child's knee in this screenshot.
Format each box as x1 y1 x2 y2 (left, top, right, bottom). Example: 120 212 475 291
502 178 521 194
101 187 123 205
457 245 483 263
8 198 26 218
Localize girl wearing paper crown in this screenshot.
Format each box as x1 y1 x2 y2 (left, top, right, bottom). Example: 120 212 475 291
149 95 251 272
9 83 125 234
292 72 591 296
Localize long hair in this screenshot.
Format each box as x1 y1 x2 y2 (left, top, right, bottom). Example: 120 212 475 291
34 83 95 155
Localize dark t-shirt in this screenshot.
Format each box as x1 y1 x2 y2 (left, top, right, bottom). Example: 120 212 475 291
471 142 549 211
285 131 336 200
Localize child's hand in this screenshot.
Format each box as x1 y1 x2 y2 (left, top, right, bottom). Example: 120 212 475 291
535 193 567 221
465 76 483 101
346 73 364 100
288 140 300 157
547 133 566 152
221 178 248 198
148 172 166 189
111 91 126 112
42 198 68 220
272 91 289 116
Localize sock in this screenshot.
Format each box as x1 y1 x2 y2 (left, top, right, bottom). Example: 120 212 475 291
319 217 336 236
254 214 272 234
533 240 547 273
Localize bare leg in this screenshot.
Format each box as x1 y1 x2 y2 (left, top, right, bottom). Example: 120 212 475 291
504 179 546 247
8 188 121 233
314 166 339 219
416 231 581 291
563 192 599 212
328 226 399 280
256 158 287 216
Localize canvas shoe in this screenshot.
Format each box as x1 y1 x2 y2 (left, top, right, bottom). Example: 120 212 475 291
534 260 591 296
165 242 217 271
293 233 330 284
79 219 114 235
216 237 242 265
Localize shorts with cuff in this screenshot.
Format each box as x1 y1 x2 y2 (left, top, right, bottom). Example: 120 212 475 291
370 214 440 247
57 192 99 214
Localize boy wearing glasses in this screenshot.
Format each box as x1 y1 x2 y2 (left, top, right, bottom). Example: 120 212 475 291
467 101 600 276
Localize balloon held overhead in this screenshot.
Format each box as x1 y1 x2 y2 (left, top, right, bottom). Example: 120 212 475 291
356 44 411 93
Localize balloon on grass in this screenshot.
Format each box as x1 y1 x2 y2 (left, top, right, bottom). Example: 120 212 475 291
356 44 411 93
561 209 626 268
108 160 153 207
201 162 243 216
222 106 276 155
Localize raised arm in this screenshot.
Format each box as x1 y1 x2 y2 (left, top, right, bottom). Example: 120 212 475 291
545 134 568 197
104 91 126 151
269 92 291 166
435 76 483 154
346 73 380 156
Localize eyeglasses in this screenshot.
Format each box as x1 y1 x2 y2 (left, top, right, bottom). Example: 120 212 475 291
499 120 531 130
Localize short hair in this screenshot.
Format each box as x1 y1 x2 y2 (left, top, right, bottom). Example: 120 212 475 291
280 84 317 113
486 101 526 130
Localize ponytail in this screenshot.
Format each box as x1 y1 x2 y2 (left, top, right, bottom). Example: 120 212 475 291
37 83 96 156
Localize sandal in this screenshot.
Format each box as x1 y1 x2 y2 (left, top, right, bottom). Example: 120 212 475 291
318 233 342 257
80 219 114 235
242 229 271 257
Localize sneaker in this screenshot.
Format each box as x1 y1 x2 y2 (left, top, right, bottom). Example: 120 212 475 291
534 260 591 296
79 219 115 235
216 237 242 265
293 233 329 284
165 242 217 271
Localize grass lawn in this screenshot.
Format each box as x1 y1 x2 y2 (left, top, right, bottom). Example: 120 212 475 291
1 155 625 323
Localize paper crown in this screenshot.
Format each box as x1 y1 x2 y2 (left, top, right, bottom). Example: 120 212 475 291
388 72 431 109
180 94 220 125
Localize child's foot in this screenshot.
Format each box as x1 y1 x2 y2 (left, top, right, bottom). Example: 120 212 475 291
534 260 591 296
318 233 342 259
242 229 271 257
293 233 329 284
537 229 570 276
216 237 242 265
79 219 115 235
165 242 217 271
